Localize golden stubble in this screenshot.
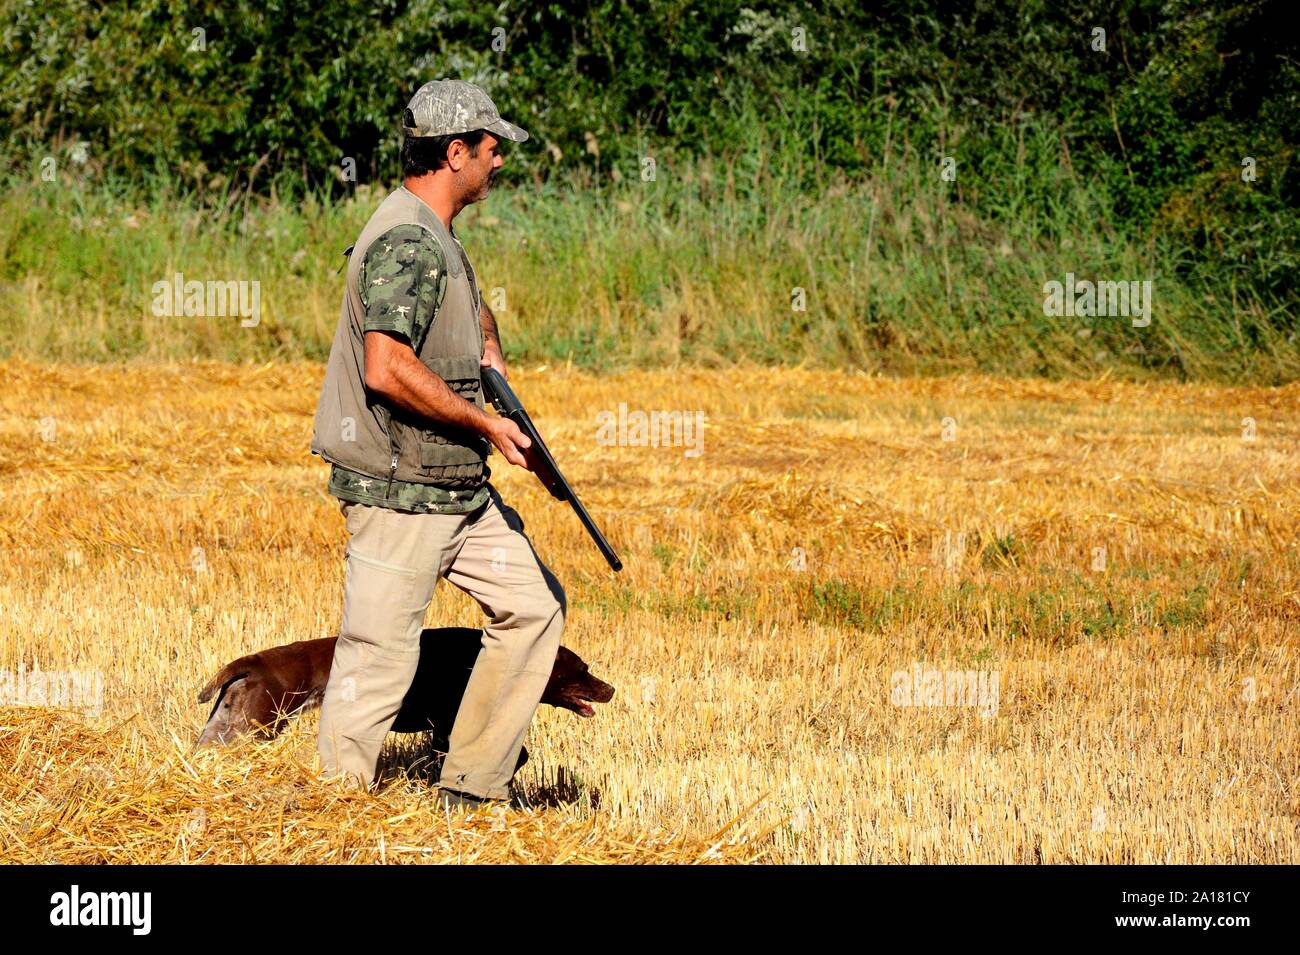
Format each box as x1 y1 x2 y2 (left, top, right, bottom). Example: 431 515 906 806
0 359 1296 863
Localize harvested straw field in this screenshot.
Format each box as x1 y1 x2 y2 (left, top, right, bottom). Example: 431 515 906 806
1 359 1297 863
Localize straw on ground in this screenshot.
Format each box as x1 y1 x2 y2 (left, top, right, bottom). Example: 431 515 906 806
0 360 1296 863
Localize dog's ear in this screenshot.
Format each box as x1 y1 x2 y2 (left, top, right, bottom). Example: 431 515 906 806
197 659 253 703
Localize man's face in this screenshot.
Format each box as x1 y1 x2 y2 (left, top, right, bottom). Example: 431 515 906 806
453 132 503 204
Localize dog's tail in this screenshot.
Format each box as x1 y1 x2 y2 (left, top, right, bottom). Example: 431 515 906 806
197 655 255 703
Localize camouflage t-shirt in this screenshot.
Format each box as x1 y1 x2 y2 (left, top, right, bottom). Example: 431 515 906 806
328 223 491 515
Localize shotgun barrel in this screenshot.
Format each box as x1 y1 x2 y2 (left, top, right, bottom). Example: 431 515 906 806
482 367 623 572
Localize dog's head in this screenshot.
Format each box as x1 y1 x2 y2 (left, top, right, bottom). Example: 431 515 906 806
196 650 317 747
540 646 615 718
197 671 261 746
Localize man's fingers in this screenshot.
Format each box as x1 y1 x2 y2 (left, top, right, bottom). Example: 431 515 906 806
510 436 533 471
491 422 531 469
502 419 531 450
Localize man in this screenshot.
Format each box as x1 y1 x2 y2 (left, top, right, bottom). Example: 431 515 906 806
310 79 564 810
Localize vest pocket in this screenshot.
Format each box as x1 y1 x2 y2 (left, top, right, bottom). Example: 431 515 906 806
415 353 488 468
422 355 484 396
388 353 488 480
418 437 488 468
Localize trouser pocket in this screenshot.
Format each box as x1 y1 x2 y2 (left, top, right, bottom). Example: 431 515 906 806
339 548 427 650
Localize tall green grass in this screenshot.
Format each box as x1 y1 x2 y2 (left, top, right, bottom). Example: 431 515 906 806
2 113 1295 382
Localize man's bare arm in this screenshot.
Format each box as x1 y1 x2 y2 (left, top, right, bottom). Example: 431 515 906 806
364 330 530 467
480 300 500 350
479 300 508 378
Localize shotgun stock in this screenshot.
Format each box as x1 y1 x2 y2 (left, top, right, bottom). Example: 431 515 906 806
482 367 622 572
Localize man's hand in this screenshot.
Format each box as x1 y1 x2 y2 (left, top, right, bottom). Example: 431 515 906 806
483 414 532 469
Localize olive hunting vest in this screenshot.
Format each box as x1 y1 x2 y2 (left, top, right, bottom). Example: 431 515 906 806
311 186 488 492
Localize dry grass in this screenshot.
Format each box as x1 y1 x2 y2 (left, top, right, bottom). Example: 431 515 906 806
0 358 1297 863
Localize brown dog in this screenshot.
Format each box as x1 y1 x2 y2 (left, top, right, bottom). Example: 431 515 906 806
196 627 614 777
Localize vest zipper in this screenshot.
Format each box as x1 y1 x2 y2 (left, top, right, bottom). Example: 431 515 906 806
382 406 399 501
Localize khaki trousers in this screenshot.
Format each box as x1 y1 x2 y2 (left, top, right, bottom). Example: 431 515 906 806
316 483 565 800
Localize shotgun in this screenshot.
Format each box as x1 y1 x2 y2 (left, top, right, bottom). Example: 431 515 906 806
482 367 623 572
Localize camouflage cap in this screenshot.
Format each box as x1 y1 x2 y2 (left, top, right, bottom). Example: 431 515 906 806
402 79 529 143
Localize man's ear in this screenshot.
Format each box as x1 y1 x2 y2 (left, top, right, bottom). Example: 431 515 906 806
445 138 466 172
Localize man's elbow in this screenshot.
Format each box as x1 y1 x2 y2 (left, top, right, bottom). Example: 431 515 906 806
363 340 393 395
363 361 391 397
